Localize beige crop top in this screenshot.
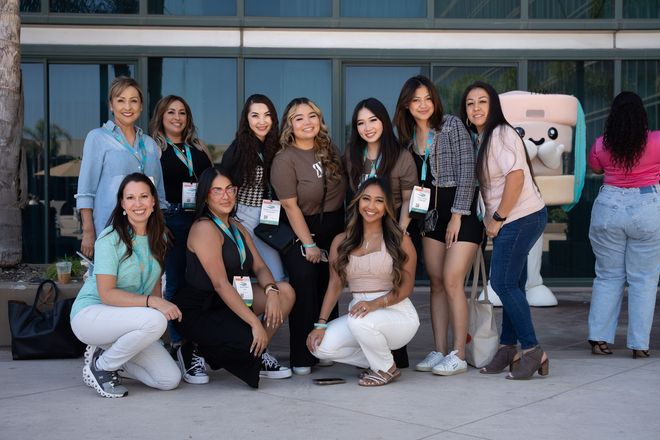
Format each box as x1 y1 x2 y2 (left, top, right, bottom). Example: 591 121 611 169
346 239 393 293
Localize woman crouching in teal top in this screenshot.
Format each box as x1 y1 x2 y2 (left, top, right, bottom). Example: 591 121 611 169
70 173 181 398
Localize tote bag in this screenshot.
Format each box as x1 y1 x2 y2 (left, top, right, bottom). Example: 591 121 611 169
465 248 499 368
8 279 85 360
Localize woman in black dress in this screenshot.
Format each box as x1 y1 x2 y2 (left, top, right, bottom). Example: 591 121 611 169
174 167 295 387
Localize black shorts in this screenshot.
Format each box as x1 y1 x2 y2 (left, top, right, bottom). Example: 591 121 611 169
422 186 484 245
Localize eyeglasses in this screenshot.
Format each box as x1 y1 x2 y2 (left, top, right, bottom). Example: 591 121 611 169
208 186 237 198
300 245 329 263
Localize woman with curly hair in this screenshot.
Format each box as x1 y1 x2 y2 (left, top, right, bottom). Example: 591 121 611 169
150 95 213 349
587 91 660 359
307 177 419 386
271 97 347 375
220 94 285 282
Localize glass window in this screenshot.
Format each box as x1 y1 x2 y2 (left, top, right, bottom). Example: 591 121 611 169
622 60 660 130
49 0 139 13
45 63 135 261
341 0 426 18
528 60 613 278
148 0 236 16
435 0 519 19
245 0 331 17
344 65 426 143
624 0 660 19
20 0 41 12
22 63 46 262
148 58 237 162
432 65 517 116
529 0 613 19
245 59 332 132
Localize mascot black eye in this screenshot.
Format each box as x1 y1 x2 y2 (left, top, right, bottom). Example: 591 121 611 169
547 127 558 140
515 127 525 138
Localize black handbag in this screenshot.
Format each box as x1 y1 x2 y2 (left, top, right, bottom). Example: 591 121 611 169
8 279 85 360
254 222 296 255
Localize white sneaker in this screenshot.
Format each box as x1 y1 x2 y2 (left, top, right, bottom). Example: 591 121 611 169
415 351 445 372
260 352 292 379
317 359 334 367
432 350 468 376
292 366 312 375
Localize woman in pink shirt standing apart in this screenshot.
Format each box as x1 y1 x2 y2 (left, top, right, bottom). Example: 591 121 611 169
587 91 660 359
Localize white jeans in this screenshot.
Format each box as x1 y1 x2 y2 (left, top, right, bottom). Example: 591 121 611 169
235 204 286 281
314 292 420 372
71 305 181 390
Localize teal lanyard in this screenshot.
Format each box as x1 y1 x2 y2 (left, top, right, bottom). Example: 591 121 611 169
208 213 247 270
167 139 194 178
105 127 147 173
363 149 382 179
413 131 433 182
131 239 154 295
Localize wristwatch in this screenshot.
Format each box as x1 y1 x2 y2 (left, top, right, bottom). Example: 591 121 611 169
493 211 507 222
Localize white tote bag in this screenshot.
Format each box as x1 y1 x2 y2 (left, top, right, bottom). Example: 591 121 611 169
465 248 499 368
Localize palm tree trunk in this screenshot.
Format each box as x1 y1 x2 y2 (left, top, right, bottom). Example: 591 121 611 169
0 0 25 266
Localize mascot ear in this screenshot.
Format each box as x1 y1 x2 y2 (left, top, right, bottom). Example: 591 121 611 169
537 139 564 170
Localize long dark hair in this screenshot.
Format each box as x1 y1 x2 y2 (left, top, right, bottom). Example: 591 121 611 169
234 94 280 185
345 98 403 192
393 75 444 146
333 177 408 292
603 91 649 172
149 95 212 161
280 97 343 182
459 81 536 188
193 166 239 221
107 173 168 271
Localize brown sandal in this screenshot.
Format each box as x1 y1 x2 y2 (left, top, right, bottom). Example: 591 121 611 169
589 340 613 355
632 349 650 359
480 345 518 374
358 368 401 387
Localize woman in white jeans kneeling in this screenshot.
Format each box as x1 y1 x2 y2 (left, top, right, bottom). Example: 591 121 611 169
70 173 181 398
307 177 420 386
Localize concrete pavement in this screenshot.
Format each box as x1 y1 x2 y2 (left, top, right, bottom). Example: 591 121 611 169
1 289 659 440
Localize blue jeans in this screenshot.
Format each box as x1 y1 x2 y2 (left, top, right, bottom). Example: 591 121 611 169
588 184 660 350
164 205 195 344
491 208 547 349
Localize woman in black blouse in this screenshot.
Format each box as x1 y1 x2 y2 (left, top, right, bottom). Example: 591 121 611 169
150 95 213 351
220 94 284 282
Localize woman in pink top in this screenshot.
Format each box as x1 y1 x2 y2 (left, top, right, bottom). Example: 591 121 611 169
460 81 549 380
306 177 420 386
587 91 660 359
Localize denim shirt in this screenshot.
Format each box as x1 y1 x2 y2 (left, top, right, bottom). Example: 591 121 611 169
75 120 167 235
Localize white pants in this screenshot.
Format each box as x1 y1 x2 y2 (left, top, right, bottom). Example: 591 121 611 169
314 292 420 372
235 204 286 282
71 305 181 390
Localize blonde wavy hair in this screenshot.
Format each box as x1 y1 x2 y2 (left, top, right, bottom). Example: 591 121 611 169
279 97 343 181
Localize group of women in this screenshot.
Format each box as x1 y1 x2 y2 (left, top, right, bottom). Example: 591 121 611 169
69 73 658 399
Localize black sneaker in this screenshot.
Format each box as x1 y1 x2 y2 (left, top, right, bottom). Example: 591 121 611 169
260 352 292 379
82 347 128 398
177 344 209 384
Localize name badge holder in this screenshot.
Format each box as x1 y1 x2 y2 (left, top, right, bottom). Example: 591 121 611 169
182 182 197 210
233 276 253 307
409 185 431 218
260 200 281 225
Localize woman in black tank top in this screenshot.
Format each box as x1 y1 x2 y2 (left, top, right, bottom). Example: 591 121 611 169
173 167 295 388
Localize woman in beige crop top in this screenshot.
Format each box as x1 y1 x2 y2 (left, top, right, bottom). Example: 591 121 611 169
306 177 420 386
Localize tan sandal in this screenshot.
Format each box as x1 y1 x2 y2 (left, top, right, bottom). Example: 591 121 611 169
358 368 401 387
358 368 374 380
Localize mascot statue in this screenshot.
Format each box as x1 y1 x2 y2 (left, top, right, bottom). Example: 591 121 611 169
483 91 586 306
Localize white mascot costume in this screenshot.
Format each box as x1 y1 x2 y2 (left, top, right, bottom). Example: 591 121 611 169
483 92 586 307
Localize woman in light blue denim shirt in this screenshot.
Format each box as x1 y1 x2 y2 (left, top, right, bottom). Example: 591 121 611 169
76 76 166 258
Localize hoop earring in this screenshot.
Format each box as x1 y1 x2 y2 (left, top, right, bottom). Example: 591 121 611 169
465 118 472 128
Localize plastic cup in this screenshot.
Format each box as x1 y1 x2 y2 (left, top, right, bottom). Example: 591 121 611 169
56 261 72 284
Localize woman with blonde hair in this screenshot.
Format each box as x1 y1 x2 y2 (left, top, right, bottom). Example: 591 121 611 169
271 97 347 375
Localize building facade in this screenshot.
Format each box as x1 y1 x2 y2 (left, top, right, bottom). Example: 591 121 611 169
19 0 660 283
